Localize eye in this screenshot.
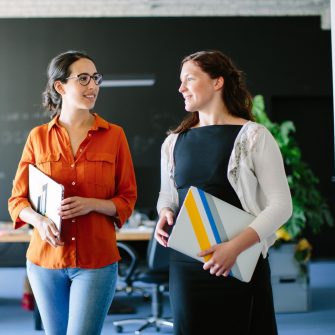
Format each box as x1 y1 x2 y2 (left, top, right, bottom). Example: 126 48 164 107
78 74 89 83
93 73 103 84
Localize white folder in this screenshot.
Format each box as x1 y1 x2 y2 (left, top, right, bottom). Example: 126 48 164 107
28 164 64 231
168 186 263 282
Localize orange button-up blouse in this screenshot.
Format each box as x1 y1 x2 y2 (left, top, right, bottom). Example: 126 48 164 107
8 113 137 269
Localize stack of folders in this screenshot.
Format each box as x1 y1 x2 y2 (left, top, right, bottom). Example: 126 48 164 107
168 186 264 282
28 164 64 232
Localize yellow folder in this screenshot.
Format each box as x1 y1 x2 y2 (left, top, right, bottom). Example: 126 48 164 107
168 186 263 282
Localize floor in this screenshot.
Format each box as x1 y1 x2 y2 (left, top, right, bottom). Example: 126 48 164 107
0 260 334 335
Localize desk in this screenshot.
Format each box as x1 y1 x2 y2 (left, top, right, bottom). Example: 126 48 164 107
0 222 153 243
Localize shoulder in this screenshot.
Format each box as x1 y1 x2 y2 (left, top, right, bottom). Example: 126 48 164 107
162 132 178 145
240 121 267 136
107 122 124 134
29 123 50 138
94 114 124 134
238 121 273 147
161 132 179 152
237 121 281 159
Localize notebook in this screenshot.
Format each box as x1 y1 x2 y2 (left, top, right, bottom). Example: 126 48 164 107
28 164 64 231
168 186 263 282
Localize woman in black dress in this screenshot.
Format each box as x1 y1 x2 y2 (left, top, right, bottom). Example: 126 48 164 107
155 50 292 335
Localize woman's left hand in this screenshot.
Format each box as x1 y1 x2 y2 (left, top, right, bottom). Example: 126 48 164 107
198 241 239 277
58 196 93 219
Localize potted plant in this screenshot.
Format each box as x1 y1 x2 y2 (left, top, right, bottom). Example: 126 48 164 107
252 95 334 312
252 95 334 277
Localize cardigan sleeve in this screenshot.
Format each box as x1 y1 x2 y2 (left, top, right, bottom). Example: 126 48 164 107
248 127 293 241
156 134 179 215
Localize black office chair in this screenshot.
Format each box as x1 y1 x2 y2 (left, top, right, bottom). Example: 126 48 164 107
116 242 149 298
113 235 173 334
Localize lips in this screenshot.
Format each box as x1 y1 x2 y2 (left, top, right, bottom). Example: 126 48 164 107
83 93 96 100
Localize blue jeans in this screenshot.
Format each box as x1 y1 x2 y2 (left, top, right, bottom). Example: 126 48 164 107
27 260 118 335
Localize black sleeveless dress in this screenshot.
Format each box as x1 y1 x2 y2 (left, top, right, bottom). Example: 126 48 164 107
169 125 277 335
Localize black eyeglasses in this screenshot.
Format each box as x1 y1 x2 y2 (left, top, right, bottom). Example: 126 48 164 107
66 73 103 86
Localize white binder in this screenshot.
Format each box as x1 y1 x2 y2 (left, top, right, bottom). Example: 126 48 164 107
28 164 64 231
168 186 263 282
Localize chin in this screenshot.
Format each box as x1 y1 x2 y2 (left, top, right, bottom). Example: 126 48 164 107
85 103 96 110
185 106 196 113
184 104 193 112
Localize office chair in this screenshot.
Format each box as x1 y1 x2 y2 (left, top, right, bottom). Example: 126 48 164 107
113 235 173 334
108 242 143 315
116 242 149 298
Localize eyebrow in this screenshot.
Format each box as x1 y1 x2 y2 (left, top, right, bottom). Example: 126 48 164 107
75 72 99 76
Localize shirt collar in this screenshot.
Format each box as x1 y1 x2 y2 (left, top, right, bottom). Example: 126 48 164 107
91 113 110 131
47 113 109 132
47 115 59 131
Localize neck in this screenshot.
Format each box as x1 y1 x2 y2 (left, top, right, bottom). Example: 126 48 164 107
197 103 234 126
59 108 93 128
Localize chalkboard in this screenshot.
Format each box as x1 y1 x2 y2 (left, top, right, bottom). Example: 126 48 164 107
0 111 50 220
0 16 332 223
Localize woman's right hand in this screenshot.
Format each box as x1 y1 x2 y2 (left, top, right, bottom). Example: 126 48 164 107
19 207 64 248
35 217 64 248
154 208 174 247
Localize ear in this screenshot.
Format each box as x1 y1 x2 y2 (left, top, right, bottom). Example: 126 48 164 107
54 80 65 95
214 76 224 90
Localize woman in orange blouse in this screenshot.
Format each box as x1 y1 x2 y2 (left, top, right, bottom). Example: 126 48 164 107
8 50 137 335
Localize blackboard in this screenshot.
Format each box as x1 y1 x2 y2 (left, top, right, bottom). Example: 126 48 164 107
0 16 332 224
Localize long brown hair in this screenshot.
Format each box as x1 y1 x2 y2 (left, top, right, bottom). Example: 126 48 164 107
172 50 254 133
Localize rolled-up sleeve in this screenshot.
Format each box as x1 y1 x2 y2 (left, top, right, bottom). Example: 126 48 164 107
111 128 137 228
8 132 35 229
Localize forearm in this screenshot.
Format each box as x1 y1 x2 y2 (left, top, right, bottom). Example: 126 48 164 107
229 227 260 255
19 206 44 229
91 198 117 217
20 204 63 247
158 206 175 217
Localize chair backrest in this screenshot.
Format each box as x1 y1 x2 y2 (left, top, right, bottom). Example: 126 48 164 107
146 232 170 271
117 242 139 284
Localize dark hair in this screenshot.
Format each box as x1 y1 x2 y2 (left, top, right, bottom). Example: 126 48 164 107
42 50 95 117
172 50 254 133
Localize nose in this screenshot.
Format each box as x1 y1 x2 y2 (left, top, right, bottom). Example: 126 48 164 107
179 82 186 93
87 77 97 89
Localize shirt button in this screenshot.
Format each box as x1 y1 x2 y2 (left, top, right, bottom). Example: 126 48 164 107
88 134 92 137
79 148 83 152
71 164 75 168
72 181 76 186
71 237 76 241
72 219 76 223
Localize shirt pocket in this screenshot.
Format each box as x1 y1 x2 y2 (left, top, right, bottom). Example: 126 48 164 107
85 152 116 198
35 152 61 177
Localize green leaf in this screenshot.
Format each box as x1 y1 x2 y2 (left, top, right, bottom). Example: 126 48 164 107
252 95 334 240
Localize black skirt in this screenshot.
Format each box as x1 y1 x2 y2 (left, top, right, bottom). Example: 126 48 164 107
169 250 277 335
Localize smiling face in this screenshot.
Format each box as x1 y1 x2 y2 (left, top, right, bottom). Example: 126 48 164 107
55 57 100 111
179 60 221 113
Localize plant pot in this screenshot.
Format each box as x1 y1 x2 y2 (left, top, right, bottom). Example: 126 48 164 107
268 243 310 313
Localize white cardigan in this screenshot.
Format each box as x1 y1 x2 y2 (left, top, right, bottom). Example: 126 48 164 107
156 121 293 257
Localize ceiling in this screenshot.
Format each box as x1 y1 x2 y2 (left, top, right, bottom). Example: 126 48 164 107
0 0 330 29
